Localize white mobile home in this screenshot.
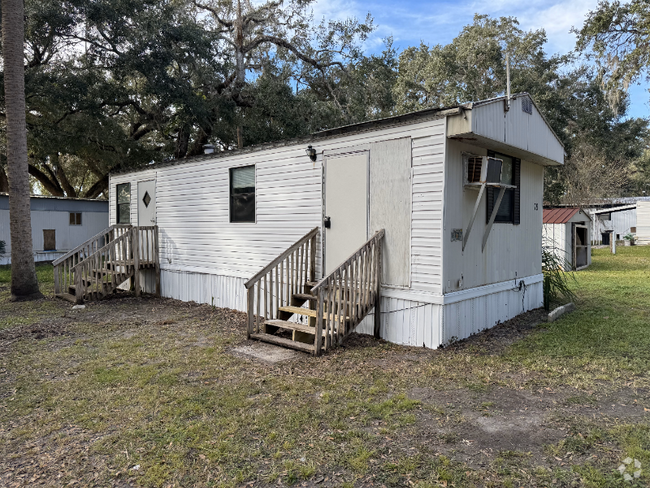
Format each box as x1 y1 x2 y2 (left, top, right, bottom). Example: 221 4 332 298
542 208 591 270
106 93 564 351
0 194 108 265
637 201 650 245
587 205 637 245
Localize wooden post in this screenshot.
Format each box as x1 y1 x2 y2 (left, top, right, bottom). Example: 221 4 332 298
374 237 383 339
154 226 161 296
247 286 253 339
53 265 60 295
133 227 141 297
75 265 83 304
310 234 316 283
315 288 324 355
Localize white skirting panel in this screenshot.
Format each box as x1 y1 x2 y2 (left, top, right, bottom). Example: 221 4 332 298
160 269 247 311
356 297 443 348
355 277 543 349
157 269 543 350
441 279 543 344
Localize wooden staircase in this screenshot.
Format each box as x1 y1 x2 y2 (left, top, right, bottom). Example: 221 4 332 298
245 227 384 356
53 225 160 304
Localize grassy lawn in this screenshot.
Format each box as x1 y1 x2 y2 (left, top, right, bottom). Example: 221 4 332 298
0 248 649 487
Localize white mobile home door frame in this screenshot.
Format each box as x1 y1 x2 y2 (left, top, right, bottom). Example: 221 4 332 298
137 180 156 226
324 151 369 274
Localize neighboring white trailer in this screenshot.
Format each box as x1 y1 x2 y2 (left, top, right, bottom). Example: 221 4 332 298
109 93 565 349
0 194 108 265
637 201 650 245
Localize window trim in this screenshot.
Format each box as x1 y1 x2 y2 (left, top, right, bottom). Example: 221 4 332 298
229 164 256 223
116 183 131 224
486 150 521 225
69 212 82 226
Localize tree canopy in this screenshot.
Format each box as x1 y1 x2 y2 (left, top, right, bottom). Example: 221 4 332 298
576 0 650 109
0 4 647 205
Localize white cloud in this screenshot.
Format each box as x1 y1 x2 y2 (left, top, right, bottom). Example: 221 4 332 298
310 0 600 54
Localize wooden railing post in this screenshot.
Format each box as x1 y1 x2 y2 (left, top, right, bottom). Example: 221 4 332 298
374 238 383 339
315 288 324 355
154 226 161 297
310 234 316 283
75 265 83 304
133 227 140 297
247 286 254 339
53 266 60 295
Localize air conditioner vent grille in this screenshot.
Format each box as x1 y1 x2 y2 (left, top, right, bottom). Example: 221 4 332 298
467 157 483 183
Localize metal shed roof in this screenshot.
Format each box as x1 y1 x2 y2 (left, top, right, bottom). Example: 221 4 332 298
543 207 580 224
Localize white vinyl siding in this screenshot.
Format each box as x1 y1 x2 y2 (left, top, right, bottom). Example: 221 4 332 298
637 202 650 244
410 127 446 294
442 139 544 293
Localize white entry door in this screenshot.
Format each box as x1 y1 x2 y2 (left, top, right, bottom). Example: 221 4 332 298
324 152 368 274
137 180 156 225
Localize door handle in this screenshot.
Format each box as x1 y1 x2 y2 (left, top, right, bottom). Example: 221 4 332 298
324 216 331 229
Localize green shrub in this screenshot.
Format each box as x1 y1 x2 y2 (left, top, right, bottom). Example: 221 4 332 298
542 239 577 311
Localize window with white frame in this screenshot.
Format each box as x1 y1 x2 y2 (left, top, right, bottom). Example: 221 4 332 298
229 165 255 223
116 183 131 224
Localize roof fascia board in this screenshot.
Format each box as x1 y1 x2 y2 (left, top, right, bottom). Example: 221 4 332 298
446 132 561 167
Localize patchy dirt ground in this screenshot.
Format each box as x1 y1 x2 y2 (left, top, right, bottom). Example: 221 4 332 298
1 270 650 488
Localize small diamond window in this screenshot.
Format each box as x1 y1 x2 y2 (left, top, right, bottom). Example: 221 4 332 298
142 191 151 207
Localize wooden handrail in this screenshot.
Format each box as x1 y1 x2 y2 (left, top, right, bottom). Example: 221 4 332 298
52 224 131 266
311 229 385 292
313 229 384 354
71 227 133 271
244 227 319 289
245 227 319 341
53 226 159 302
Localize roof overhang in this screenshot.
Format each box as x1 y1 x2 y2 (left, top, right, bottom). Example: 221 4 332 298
589 204 637 214
447 94 565 167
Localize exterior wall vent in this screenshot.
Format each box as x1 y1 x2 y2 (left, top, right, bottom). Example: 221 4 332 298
522 97 533 114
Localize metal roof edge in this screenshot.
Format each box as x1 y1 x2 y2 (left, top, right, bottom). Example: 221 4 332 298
0 192 107 203
112 107 463 177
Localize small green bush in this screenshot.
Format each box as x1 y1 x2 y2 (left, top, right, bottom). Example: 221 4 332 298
542 239 577 311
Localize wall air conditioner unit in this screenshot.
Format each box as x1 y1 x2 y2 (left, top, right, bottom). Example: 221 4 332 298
464 156 503 189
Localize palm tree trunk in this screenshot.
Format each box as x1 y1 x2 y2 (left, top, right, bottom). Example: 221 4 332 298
2 0 42 299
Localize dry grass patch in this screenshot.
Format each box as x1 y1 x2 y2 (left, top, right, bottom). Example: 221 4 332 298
1 250 649 487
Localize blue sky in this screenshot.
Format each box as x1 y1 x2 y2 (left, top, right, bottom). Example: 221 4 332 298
313 0 649 119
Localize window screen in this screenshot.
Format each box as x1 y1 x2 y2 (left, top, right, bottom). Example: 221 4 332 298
69 212 82 225
117 183 131 224
230 165 255 223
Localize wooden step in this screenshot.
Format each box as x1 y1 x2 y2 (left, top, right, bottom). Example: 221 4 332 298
56 293 76 303
292 293 317 302
265 319 322 336
278 306 350 322
250 333 315 354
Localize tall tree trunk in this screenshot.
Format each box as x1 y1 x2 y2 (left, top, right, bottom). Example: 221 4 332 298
2 0 42 299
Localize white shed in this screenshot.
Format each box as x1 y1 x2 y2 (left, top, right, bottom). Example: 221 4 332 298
637 201 650 245
101 93 564 352
0 194 108 265
542 208 591 270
